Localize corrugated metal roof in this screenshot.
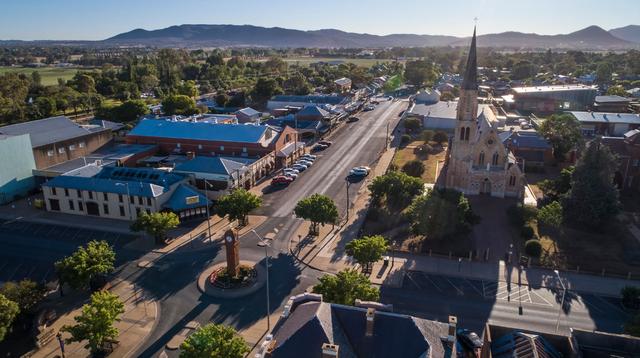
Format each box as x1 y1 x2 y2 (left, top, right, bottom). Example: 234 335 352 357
173 156 255 176
570 111 640 124
270 95 347 105
162 184 208 211
501 131 551 149
595 95 632 103
128 119 270 143
296 105 330 119
0 116 101 147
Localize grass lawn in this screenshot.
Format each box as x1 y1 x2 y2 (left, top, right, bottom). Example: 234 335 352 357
282 57 401 68
0 66 95 86
392 140 446 184
383 74 404 92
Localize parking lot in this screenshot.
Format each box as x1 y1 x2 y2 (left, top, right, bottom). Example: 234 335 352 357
0 219 138 284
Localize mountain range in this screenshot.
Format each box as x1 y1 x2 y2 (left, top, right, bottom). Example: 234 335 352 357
4 24 640 50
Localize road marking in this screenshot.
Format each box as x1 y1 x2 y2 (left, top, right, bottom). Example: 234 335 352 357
591 294 627 315
529 290 553 306
464 279 484 297
422 274 443 292
444 278 464 295
405 272 423 290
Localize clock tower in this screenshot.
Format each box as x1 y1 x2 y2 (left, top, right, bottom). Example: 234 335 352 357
224 229 240 276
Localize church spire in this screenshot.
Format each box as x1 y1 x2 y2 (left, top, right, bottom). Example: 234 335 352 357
461 26 478 91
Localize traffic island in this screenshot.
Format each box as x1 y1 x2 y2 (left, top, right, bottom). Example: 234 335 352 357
197 260 266 299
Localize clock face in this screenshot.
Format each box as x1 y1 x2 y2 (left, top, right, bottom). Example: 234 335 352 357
487 139 494 145
225 236 233 243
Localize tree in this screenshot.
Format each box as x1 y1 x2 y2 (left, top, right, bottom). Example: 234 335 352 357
404 60 438 87
596 62 613 84
177 80 198 98
345 236 388 272
251 78 283 104
71 73 96 93
538 166 574 201
539 114 583 161
216 188 262 227
34 96 57 118
54 240 116 290
294 194 339 235
0 280 47 313
312 269 379 305
97 100 148 123
405 189 476 239
440 92 455 101
402 159 425 178
524 239 542 258
215 93 229 107
512 60 536 80
0 294 19 342
130 211 180 245
369 171 423 211
403 117 421 132
62 291 124 355
162 94 198 115
606 85 627 97
421 130 435 143
537 201 563 228
563 139 620 229
180 323 249 358
433 131 448 145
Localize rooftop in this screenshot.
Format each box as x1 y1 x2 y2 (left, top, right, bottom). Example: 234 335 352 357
296 105 331 119
173 156 255 177
235 107 261 117
500 131 551 149
162 183 209 211
0 116 107 148
270 95 347 105
595 95 632 103
128 119 273 143
569 111 640 124
512 85 596 94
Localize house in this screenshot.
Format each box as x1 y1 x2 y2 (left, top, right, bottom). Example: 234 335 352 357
295 105 332 123
0 116 113 170
601 130 640 191
256 293 456 358
173 154 273 197
506 85 597 113
594 95 632 113
442 27 525 198
500 130 554 168
235 107 262 123
42 166 209 221
334 77 352 93
568 111 640 137
0 134 37 204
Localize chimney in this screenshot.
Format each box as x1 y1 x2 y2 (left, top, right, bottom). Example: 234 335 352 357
321 343 339 358
447 316 457 344
186 151 195 160
365 308 375 337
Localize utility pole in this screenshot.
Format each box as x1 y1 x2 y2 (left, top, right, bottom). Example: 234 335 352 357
203 178 212 241
385 122 390 149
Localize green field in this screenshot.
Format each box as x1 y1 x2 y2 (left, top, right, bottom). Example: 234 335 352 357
282 57 400 68
0 66 90 86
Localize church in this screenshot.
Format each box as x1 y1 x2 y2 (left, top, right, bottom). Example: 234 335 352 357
441 28 525 198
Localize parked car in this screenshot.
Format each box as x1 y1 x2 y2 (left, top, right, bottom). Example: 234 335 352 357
298 155 315 162
398 110 405 117
318 140 333 147
456 329 483 350
349 167 369 177
271 176 294 186
284 168 300 175
355 166 371 174
347 116 360 123
312 144 328 152
284 172 298 179
301 154 317 160
292 164 308 172
297 159 313 166
364 105 375 111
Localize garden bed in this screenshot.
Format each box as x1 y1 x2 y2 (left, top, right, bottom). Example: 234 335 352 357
209 265 257 289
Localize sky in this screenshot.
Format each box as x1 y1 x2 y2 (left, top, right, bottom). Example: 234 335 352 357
1 0 638 40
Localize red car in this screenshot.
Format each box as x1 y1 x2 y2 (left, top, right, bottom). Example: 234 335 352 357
271 175 294 186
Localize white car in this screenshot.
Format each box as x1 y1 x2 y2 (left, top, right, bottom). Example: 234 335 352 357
355 166 371 173
300 155 316 162
297 159 313 166
284 168 300 175
292 164 308 171
349 167 369 177
284 172 298 180
302 154 317 160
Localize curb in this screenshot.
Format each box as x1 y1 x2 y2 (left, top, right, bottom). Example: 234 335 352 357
196 260 267 299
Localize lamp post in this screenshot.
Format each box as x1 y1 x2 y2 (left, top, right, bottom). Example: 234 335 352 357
202 178 212 241
345 178 351 222
115 182 133 221
554 269 567 333
251 229 271 332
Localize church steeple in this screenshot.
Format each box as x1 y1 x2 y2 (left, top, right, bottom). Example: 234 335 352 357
461 26 478 91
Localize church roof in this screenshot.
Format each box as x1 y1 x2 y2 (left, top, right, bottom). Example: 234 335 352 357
461 27 478 91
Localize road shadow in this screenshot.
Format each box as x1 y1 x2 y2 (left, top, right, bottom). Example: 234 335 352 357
207 253 302 331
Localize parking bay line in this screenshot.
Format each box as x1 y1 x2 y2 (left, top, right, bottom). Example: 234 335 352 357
464 279 484 297
405 273 423 290
444 278 464 295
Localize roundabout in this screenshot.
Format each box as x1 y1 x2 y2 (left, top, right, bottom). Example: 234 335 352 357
197 260 267 298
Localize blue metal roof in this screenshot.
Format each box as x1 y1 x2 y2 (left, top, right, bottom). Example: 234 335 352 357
128 119 270 143
270 95 346 105
501 131 551 149
173 156 255 176
163 184 209 211
570 111 640 124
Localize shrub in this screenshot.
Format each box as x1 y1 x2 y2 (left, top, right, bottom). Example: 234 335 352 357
507 204 538 227
433 131 448 145
622 286 640 310
525 239 542 257
521 225 535 239
401 134 411 145
402 160 425 178
421 130 435 143
404 118 422 132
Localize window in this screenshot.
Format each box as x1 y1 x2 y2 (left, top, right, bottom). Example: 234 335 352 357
88 191 93 199
118 194 123 203
78 201 84 211
47 150 54 157
78 142 85 148
242 147 247 153
51 187 57 196
492 153 499 166
103 192 108 201
130 196 134 204
135 208 141 216
198 144 203 150
69 144 76 151
103 204 109 215
478 152 485 166
509 175 516 186
119 206 126 217
69 200 75 210
138 196 143 205
219 145 224 151
176 143 181 148
64 188 69 197
464 127 470 141
146 197 152 206
459 127 465 140
285 134 291 142
49 199 60 211
58 147 65 154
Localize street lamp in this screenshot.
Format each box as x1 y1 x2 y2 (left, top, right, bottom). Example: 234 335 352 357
201 178 212 241
554 269 567 333
115 182 133 221
251 229 271 332
345 178 351 222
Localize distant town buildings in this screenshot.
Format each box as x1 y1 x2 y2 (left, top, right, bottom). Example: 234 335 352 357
503 85 597 113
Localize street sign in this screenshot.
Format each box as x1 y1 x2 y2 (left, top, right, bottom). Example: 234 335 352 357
185 196 200 205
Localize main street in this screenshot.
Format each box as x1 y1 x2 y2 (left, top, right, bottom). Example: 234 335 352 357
132 98 407 357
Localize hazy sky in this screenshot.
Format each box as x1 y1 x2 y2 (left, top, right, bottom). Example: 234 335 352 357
1 0 637 40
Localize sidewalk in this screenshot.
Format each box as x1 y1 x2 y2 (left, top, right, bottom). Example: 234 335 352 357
31 278 158 358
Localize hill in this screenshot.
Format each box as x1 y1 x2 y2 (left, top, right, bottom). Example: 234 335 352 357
609 25 640 43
